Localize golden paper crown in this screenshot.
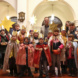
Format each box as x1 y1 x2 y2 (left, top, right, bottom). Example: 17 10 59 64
21 25 26 30
12 31 17 36
34 29 39 33
49 22 58 32
39 33 44 39
48 30 52 33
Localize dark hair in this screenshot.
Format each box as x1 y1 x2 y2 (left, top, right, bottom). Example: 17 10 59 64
69 22 75 26
68 34 74 40
24 37 30 42
65 21 70 26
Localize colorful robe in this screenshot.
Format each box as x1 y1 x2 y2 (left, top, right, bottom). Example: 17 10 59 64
3 40 19 71
48 35 64 49
73 41 78 69
34 43 52 68
60 35 67 62
65 41 74 59
49 36 64 55
16 43 34 67
18 34 26 44
0 35 9 53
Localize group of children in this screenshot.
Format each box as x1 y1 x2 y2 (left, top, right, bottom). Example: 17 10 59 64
0 25 78 78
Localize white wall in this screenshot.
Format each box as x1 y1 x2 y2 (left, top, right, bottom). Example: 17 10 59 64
27 0 75 30
2 0 78 30
0 1 17 21
4 0 17 11
64 0 78 20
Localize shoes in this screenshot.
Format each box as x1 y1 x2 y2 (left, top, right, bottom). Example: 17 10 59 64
38 75 42 78
51 70 55 77
28 73 34 77
8 73 13 76
46 75 49 78
34 70 38 74
58 70 62 77
58 73 62 77
18 74 25 77
72 74 75 77
13 73 17 77
0 65 3 69
68 73 72 76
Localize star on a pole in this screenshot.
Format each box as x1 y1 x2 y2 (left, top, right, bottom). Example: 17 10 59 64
29 15 37 25
49 22 58 32
0 17 15 31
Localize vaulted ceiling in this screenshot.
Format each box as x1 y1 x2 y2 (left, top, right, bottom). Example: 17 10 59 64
33 1 74 29
0 1 17 22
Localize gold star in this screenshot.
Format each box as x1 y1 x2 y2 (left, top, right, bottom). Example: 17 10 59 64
49 22 58 32
29 15 37 25
0 17 15 31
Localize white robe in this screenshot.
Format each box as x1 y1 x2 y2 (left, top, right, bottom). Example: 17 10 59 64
73 42 78 68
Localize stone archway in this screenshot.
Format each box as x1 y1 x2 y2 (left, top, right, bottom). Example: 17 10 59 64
32 0 76 31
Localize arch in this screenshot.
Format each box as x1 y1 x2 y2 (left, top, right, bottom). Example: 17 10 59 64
0 1 17 21
0 0 17 12
4 0 17 11
32 0 76 19
31 0 76 30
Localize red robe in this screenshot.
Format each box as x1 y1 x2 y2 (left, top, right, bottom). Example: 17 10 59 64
34 43 52 68
16 43 34 67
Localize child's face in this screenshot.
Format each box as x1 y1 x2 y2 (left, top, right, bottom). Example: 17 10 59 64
1 30 5 35
39 39 44 44
25 38 28 43
68 37 73 41
15 26 20 30
34 33 38 37
21 30 26 34
69 25 75 31
12 35 17 41
30 31 33 35
48 32 52 38
53 31 59 36
61 31 66 36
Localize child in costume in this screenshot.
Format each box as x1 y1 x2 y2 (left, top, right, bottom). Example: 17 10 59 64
48 28 64 77
0 26 9 69
60 30 67 74
33 30 39 73
29 30 34 43
18 25 26 44
16 37 34 77
65 34 76 77
3 31 19 76
34 34 52 78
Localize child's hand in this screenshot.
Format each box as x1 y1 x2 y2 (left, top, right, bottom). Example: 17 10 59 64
5 42 7 45
57 48 60 52
44 47 48 50
39 48 43 51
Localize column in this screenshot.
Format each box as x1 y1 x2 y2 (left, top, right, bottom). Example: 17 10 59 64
17 0 27 28
75 20 78 26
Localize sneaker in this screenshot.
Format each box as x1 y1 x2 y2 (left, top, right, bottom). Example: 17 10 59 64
28 73 34 77
68 73 72 76
38 75 42 78
8 73 13 76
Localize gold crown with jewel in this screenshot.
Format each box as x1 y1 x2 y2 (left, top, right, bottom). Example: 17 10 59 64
12 31 17 36
34 29 39 33
21 25 26 30
49 22 59 32
39 33 44 39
